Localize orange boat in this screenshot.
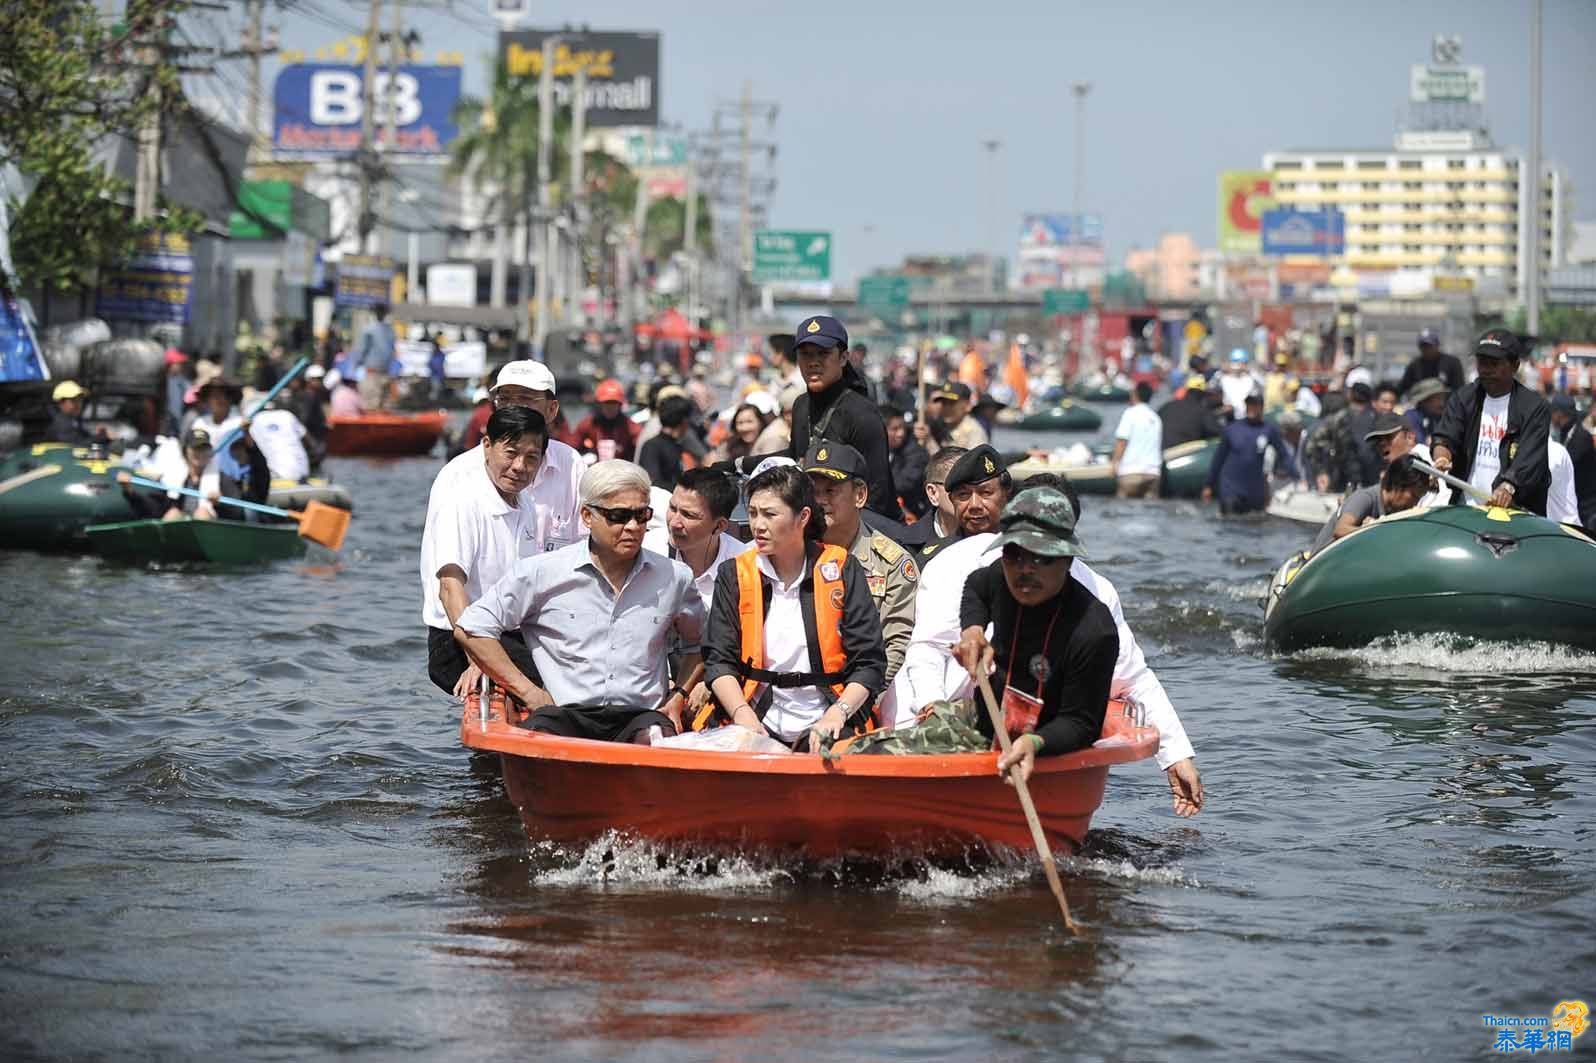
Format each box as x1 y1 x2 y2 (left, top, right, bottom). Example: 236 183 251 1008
461 694 1159 858
326 411 449 457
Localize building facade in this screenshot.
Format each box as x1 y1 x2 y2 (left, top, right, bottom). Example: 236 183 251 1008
1264 130 1571 300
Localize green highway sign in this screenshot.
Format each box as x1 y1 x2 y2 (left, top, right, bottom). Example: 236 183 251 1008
752 230 832 283
1043 288 1090 314
857 274 912 312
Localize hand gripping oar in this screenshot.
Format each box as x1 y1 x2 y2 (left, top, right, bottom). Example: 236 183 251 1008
212 355 313 454
975 672 1081 935
122 475 349 550
1411 458 1494 505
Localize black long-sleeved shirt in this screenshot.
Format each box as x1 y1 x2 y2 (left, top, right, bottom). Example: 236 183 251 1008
1397 352 1466 397
637 433 687 492
703 543 888 710
959 560 1117 755
789 363 902 520
1559 420 1596 529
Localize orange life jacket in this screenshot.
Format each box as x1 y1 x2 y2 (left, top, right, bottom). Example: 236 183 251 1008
733 544 849 706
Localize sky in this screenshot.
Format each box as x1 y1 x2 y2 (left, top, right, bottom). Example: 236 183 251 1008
244 0 1596 284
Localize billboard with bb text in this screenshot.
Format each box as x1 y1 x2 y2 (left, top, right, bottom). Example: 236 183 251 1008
273 64 461 157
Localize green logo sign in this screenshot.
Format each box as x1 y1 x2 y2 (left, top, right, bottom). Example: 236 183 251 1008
752 230 831 283
1042 288 1090 314
858 274 912 311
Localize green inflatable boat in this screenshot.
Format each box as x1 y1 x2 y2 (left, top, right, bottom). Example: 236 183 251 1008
84 518 309 565
0 445 136 550
1007 437 1219 498
1070 383 1131 403
996 400 1104 432
1264 505 1596 652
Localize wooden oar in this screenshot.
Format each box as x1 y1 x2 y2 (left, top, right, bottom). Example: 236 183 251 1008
212 355 312 453
975 672 1080 935
122 474 349 550
1411 458 1494 506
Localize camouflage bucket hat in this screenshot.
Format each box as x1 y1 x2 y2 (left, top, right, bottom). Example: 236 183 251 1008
991 487 1087 559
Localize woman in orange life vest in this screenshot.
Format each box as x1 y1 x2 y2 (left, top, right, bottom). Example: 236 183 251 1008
704 463 888 752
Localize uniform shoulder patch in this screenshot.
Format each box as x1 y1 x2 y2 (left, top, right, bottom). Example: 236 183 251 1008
919 542 940 558
901 559 919 581
871 531 904 564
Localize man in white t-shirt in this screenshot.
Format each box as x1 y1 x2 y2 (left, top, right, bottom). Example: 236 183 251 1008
1111 380 1164 498
250 405 310 483
1431 329 1552 515
488 359 584 553
1547 439 1580 525
420 406 551 698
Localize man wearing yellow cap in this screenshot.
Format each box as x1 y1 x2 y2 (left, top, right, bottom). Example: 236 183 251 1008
45 381 95 444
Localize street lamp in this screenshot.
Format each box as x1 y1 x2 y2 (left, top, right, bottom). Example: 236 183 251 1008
1070 82 1091 292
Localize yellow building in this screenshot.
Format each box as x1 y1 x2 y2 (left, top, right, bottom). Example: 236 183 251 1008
1264 130 1571 298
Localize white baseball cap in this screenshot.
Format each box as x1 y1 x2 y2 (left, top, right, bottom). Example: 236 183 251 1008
744 389 779 417
1345 366 1373 390
492 360 557 394
305 364 326 379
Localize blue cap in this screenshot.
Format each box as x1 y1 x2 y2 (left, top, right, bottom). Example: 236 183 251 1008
1417 328 1440 347
1228 347 1249 364
794 315 849 351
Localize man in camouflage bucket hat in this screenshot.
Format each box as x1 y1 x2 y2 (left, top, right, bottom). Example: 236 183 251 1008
950 487 1119 785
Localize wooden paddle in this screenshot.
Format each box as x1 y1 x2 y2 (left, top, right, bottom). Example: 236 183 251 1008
975 671 1081 935
121 474 350 551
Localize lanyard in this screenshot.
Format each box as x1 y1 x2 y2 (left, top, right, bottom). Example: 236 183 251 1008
1004 598 1064 697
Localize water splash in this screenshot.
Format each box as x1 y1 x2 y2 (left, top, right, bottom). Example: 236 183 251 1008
1286 633 1596 676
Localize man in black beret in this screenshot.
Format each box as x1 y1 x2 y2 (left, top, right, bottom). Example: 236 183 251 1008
913 443 1012 564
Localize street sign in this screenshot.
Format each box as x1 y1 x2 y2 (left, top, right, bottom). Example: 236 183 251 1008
1410 64 1485 104
752 230 831 283
1261 207 1346 256
336 254 396 308
858 274 911 312
1042 288 1089 314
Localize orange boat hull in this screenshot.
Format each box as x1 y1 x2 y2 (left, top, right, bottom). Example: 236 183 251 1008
326 412 448 456
461 696 1158 859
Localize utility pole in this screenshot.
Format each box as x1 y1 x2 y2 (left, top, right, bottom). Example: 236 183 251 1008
568 65 587 328
357 0 382 255
1069 82 1090 293
245 0 266 162
380 0 403 277
683 145 698 324
531 33 555 352
1526 0 1542 337
738 80 752 336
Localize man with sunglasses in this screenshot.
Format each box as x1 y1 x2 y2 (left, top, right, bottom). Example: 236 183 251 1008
951 488 1118 785
456 460 705 744
893 475 1204 817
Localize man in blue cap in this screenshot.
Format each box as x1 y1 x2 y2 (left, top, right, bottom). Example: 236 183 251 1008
788 314 901 520
1398 328 1465 396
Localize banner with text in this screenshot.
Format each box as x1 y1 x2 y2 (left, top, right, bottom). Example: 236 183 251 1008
95 232 194 324
499 30 660 128
273 64 462 157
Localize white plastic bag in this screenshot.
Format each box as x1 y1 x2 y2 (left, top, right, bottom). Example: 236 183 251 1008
653 726 791 755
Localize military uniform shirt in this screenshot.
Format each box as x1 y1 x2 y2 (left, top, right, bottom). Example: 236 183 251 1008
844 522 919 686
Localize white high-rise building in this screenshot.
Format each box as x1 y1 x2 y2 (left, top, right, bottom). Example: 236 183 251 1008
1265 130 1571 299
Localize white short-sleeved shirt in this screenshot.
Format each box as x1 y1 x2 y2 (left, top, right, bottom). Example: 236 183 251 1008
1114 403 1164 477
522 438 583 555
420 446 536 630
642 528 751 615
250 409 310 482
1548 440 1579 524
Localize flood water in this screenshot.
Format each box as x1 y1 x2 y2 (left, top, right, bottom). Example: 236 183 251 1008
3 415 1594 1061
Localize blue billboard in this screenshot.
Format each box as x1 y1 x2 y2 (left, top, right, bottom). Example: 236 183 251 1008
1261 207 1345 256
273 64 461 157
95 232 194 324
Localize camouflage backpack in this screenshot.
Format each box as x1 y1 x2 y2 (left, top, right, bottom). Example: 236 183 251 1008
836 699 990 757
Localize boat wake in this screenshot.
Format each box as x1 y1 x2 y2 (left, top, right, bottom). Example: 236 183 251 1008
1284 632 1596 675
524 829 1200 898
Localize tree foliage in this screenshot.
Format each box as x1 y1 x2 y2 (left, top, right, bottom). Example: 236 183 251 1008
1 0 199 291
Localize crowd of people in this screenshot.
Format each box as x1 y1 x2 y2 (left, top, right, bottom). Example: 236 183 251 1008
421 316 1206 815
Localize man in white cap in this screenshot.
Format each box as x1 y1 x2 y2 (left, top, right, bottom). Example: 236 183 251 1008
471 359 583 555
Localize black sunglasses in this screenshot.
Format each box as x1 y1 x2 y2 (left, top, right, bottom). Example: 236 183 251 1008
1001 542 1067 567
589 505 653 527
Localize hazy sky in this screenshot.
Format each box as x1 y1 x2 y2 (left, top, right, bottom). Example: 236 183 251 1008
263 0 1596 283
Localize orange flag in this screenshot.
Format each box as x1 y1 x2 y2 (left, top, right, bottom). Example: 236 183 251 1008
1004 343 1029 409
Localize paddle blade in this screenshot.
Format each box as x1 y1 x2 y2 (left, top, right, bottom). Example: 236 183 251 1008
296 500 350 551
